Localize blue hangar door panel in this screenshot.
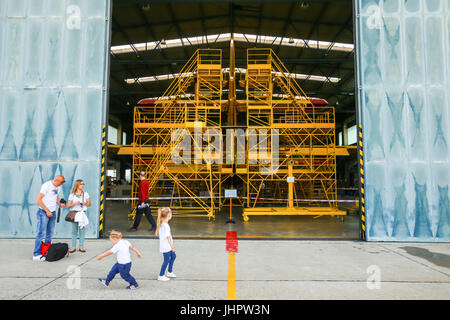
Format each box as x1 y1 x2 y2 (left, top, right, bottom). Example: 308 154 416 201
355 0 450 242
0 0 111 238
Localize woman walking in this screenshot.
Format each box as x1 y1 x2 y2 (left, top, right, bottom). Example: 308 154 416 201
67 179 91 253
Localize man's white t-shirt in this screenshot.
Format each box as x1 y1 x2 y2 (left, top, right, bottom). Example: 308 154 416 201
39 181 61 212
68 192 90 212
110 239 132 264
159 222 173 253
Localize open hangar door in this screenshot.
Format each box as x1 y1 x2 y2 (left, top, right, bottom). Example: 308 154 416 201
103 0 362 240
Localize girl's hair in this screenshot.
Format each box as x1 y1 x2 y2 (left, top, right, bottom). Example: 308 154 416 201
155 207 172 236
109 229 122 240
71 179 84 194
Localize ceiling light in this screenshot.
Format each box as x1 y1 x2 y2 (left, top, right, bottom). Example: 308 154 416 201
125 68 340 84
300 2 310 9
142 4 150 11
110 33 354 55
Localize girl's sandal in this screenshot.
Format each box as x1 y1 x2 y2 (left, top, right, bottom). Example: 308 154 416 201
79 248 86 253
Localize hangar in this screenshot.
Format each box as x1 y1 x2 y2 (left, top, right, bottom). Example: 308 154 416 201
0 0 448 242
106 1 359 239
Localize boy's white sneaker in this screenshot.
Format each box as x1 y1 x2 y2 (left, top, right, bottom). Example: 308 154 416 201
33 255 45 262
166 272 176 278
158 275 170 281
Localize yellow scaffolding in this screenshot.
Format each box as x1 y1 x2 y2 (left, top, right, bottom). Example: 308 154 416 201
131 49 225 220
240 49 346 221
127 47 347 222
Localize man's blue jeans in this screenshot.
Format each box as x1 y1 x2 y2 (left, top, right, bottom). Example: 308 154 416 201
33 208 56 256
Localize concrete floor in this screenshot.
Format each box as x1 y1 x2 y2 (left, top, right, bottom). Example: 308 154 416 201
6 202 445 301
1 239 449 300
105 201 360 239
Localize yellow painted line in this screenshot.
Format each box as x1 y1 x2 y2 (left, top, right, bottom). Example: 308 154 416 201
227 252 237 300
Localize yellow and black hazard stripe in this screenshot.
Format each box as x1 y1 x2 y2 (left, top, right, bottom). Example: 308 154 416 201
99 125 107 238
358 124 366 241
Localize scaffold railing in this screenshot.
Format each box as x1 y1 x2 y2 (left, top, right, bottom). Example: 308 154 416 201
131 49 223 220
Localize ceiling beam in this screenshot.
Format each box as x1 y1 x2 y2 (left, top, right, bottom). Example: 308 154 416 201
133 3 177 76
198 3 210 46
110 89 354 96
167 3 191 58
292 2 329 78
113 0 349 5
305 14 355 95
111 57 354 65
275 2 296 55
112 13 352 38
111 17 150 89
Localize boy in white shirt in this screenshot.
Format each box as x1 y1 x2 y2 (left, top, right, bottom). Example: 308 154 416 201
97 230 142 290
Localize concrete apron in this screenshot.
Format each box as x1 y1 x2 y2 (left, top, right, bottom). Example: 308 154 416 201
0 239 449 300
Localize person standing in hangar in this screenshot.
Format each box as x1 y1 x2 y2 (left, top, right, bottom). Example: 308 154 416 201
129 171 156 232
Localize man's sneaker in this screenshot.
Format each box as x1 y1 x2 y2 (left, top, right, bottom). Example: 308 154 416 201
128 227 137 232
157 275 170 281
126 284 139 290
166 272 177 278
33 255 45 262
98 278 109 287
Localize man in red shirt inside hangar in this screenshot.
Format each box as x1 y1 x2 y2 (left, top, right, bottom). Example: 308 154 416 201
129 171 156 232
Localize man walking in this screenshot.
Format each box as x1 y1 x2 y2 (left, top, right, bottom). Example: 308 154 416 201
129 171 156 232
33 175 66 261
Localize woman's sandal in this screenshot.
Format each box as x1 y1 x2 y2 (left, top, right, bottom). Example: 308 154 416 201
69 248 76 254
79 248 86 253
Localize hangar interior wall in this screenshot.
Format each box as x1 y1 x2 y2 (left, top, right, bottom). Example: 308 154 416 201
0 0 110 238
356 0 450 241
